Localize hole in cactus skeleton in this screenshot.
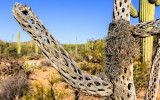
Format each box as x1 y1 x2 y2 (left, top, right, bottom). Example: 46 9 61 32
22 24 26 27
71 75 77 79
128 83 132 90
124 68 127 73
60 65 69 74
79 77 83 80
35 27 39 33
38 24 41 28
154 78 156 82
27 31 32 35
30 19 34 24
51 41 59 50
94 81 101 86
80 83 84 86
78 69 82 75
45 32 48 36
28 25 32 28
115 0 116 4
44 37 49 43
85 77 91 80
22 10 29 16
120 2 122 7
39 36 42 39
23 19 27 22
71 64 77 73
122 8 125 12
102 82 108 86
51 50 59 59
87 83 93 87
98 89 105 91
42 25 46 30
43 43 50 53
42 51 49 60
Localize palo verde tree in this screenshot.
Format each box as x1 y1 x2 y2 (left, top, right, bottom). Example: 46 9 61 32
131 0 160 65
13 1 160 100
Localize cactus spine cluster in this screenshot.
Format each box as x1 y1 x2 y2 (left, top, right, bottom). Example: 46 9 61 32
17 31 21 55
131 0 160 65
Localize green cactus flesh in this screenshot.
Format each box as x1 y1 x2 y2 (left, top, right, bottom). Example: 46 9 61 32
139 0 155 64
17 31 21 55
130 3 139 18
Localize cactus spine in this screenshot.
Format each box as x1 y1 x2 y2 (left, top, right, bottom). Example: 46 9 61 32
17 31 21 55
131 0 160 65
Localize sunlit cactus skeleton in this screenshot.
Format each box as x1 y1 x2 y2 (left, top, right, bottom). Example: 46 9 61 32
12 0 160 100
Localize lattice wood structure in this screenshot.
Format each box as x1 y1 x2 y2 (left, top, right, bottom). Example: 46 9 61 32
12 0 160 100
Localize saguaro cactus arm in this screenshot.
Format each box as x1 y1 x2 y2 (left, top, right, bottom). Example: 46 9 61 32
130 3 138 18
12 3 113 96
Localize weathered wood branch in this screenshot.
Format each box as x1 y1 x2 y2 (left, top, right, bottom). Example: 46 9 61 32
12 3 113 97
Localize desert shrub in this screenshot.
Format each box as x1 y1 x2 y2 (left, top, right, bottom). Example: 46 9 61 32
133 62 150 93
48 73 63 84
80 62 103 75
40 60 51 66
23 52 43 60
3 44 19 58
0 55 31 77
23 82 55 100
0 75 30 100
73 54 84 62
23 81 67 100
21 45 34 56
22 63 35 72
0 40 9 54
80 63 91 72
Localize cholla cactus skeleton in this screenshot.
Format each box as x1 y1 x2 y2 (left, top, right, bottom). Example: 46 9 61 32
12 0 160 100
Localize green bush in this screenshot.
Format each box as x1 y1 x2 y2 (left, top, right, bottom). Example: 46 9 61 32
23 82 55 100
3 44 18 58
133 62 150 93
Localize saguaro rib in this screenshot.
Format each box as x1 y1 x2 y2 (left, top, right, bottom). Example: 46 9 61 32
12 3 113 96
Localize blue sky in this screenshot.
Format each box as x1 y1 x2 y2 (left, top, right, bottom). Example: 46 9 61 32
0 0 160 44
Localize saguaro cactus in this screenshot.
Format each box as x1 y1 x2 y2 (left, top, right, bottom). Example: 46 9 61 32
131 0 160 65
17 31 21 55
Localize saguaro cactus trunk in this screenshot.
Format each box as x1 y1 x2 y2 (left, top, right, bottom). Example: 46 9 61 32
140 0 155 65
17 31 21 55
